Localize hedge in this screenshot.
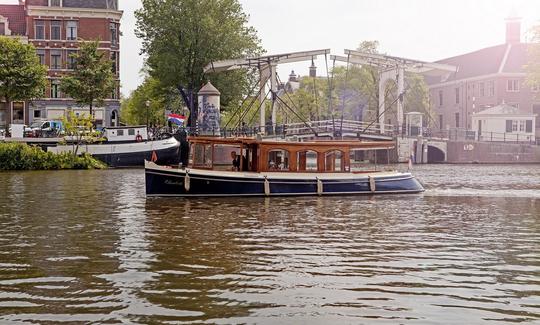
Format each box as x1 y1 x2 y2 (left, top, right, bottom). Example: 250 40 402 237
0 142 107 171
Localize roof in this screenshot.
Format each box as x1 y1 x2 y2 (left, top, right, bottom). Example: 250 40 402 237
425 43 529 85
188 136 396 150
0 5 26 36
198 82 220 96
475 103 533 116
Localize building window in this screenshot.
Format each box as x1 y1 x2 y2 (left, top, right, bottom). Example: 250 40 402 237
110 51 118 74
67 50 77 69
33 110 42 119
36 49 45 65
438 90 443 106
110 23 118 46
107 0 118 10
519 120 526 132
488 81 495 97
439 114 443 130
50 50 62 70
455 112 460 128
0 103 6 128
455 88 460 104
479 83 485 97
49 0 62 6
111 86 118 99
51 20 61 40
526 120 533 133
507 79 520 92
0 23 5 35
35 20 45 40
511 120 518 132
534 104 540 128
66 21 77 41
12 102 24 124
51 81 60 98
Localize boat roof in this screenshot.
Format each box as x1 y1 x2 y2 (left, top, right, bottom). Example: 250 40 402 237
104 126 147 130
188 136 395 150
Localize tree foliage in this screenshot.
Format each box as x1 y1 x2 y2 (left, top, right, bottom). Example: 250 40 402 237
0 36 47 128
0 142 106 170
121 77 184 126
60 40 116 116
61 111 102 156
135 0 262 115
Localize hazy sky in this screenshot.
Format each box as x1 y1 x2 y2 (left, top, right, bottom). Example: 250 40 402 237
2 0 539 95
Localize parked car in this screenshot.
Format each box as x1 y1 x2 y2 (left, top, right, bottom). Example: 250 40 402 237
27 120 64 137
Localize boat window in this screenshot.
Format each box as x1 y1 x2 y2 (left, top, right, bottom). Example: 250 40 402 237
192 143 213 168
268 149 289 171
117 129 124 136
297 150 318 172
128 129 135 136
325 150 343 172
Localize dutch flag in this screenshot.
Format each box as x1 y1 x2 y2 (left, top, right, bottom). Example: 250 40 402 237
168 114 186 126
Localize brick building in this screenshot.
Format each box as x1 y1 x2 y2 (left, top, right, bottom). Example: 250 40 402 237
426 16 540 139
0 0 122 129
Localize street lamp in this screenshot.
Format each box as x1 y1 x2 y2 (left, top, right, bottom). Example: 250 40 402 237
145 100 150 127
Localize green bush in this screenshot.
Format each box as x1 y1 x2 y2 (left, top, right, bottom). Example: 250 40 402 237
0 142 107 171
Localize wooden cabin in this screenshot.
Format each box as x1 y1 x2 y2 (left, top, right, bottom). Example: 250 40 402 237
188 136 395 173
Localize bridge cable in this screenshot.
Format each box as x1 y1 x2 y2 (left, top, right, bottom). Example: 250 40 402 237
274 93 319 137
360 84 411 135
275 73 314 127
234 76 266 129
247 88 273 127
224 74 262 130
339 53 351 139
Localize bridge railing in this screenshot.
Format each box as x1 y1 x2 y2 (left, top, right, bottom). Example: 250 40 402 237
284 119 395 137
422 128 538 145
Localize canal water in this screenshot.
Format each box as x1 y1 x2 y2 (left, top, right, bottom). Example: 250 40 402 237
0 165 538 324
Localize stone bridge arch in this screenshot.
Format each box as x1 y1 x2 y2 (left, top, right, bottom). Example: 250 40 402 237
426 140 447 163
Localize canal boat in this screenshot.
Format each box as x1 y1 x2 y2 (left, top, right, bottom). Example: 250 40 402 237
49 126 180 167
145 136 424 197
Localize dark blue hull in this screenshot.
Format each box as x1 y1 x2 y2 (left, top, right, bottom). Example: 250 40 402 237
145 163 424 197
95 146 180 168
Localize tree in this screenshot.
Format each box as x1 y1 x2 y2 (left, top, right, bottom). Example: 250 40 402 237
61 111 102 156
527 25 540 89
0 36 47 131
135 0 262 125
60 40 116 118
121 77 182 126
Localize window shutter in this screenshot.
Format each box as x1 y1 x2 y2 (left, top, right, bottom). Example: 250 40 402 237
526 120 533 133
506 120 513 133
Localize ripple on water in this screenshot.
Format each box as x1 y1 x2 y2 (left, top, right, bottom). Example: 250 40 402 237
0 167 539 324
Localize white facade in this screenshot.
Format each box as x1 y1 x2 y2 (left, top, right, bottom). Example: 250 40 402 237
472 104 536 142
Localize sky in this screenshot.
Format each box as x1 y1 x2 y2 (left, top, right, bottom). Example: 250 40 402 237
2 0 540 95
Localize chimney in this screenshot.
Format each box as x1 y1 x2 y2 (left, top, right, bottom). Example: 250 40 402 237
288 70 298 82
505 14 521 44
309 58 317 78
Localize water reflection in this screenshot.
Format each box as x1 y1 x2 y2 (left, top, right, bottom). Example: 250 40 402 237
0 165 539 323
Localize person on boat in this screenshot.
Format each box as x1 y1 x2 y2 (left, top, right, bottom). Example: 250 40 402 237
177 129 189 169
231 151 248 171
